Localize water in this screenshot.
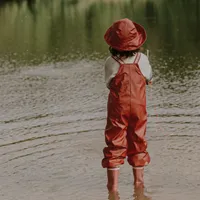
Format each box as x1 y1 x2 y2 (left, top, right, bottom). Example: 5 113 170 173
0 0 200 199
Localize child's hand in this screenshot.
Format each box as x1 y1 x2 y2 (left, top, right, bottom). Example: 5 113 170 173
148 80 153 85
146 78 153 85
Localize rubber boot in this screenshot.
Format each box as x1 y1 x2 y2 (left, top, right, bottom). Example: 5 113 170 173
133 167 144 188
107 168 119 192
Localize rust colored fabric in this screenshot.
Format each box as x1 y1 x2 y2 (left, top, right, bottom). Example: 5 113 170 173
102 53 150 168
104 18 146 51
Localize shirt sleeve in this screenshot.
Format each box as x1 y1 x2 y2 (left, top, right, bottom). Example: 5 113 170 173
138 53 153 82
104 56 120 88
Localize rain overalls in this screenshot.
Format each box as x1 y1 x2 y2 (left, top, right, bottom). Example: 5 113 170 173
102 53 150 168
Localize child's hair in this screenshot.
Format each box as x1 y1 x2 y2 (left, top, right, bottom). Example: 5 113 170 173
109 46 140 58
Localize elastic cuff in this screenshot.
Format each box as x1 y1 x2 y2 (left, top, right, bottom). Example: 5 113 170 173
107 167 120 171
132 166 144 169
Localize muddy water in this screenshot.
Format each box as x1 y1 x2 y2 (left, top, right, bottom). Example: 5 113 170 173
0 0 200 200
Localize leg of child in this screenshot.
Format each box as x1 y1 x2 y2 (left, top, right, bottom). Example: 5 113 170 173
107 168 120 192
126 116 150 188
102 116 128 192
102 112 128 167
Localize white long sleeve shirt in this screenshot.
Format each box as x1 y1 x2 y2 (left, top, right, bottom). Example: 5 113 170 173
104 53 152 88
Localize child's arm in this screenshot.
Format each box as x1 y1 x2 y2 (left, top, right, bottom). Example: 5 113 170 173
146 49 153 85
139 53 153 85
104 56 120 89
146 79 153 85
145 68 153 85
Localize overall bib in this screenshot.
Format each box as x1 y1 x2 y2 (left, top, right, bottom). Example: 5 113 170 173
102 53 150 168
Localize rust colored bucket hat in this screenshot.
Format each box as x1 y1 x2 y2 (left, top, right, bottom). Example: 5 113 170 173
104 18 146 51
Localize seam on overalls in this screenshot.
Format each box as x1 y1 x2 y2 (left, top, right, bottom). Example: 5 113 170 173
129 63 132 116
130 53 140 113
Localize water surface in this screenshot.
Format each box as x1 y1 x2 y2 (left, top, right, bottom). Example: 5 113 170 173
0 0 200 200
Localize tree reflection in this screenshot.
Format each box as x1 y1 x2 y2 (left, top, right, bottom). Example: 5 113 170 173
0 0 199 72
0 0 36 17
145 1 158 27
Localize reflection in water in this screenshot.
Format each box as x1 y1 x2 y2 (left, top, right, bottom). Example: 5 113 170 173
0 0 36 15
107 187 152 200
0 0 200 66
145 1 158 26
108 191 120 200
133 187 151 200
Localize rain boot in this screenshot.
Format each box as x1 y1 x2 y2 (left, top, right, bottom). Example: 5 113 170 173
133 167 144 188
107 168 119 192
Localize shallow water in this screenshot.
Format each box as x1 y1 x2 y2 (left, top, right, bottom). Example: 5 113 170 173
0 0 200 200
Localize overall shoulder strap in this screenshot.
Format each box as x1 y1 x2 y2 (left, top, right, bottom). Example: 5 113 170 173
112 56 124 64
133 52 149 84
133 52 141 64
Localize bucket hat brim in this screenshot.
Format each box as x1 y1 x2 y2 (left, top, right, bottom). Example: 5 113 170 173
104 19 147 51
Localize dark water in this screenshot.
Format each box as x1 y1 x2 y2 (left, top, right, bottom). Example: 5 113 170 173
0 1 200 200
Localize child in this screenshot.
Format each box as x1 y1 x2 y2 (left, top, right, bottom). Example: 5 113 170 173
102 18 152 192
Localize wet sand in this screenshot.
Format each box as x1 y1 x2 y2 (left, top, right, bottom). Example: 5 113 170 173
0 59 200 200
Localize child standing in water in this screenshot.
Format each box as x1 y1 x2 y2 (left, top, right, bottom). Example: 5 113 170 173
102 18 152 192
